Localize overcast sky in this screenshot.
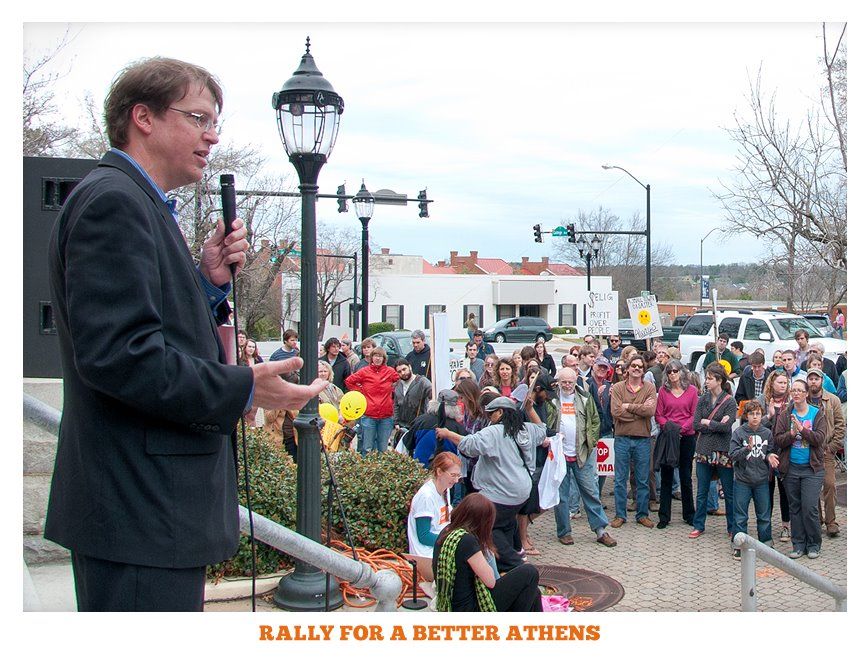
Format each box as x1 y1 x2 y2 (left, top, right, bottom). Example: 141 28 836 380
23 21 844 267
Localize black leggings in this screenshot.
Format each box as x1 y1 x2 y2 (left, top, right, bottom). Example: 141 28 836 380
658 435 697 525
769 475 790 523
492 563 543 612
492 501 524 572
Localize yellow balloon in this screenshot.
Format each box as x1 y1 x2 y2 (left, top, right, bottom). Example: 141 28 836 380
717 359 732 375
319 402 339 424
340 390 367 421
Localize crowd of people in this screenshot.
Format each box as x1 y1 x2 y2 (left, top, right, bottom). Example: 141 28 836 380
244 322 846 611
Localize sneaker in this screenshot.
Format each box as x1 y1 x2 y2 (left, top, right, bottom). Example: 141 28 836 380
610 517 626 528
627 501 636 512
649 501 660 512
558 534 575 545
672 491 682 500
688 529 703 539
637 517 654 528
780 526 791 542
732 549 741 560
788 549 804 559
827 523 840 538
807 549 821 559
596 532 617 548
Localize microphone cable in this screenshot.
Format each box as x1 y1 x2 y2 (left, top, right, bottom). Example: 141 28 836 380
221 174 257 612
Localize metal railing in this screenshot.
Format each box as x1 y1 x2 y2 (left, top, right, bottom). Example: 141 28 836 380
23 392 403 611
732 532 847 611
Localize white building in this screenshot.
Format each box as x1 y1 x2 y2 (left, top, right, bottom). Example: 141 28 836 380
283 249 613 341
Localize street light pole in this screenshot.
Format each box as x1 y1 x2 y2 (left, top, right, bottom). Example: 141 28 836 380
271 37 344 611
602 164 651 294
353 181 375 339
577 234 601 328
699 227 722 308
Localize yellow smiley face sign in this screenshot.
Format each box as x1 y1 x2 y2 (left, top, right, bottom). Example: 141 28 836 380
638 309 652 325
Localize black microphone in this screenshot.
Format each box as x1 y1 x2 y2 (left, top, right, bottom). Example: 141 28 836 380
220 174 237 274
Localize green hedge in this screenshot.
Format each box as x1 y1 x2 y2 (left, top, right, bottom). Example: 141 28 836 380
366 321 395 334
552 326 578 334
208 428 428 579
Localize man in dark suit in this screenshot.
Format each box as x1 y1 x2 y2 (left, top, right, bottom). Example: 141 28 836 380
44 57 327 611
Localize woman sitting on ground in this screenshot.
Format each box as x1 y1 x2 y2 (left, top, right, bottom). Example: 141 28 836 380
408 452 462 558
433 493 543 612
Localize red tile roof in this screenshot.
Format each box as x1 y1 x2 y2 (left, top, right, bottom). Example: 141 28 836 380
423 260 457 274
474 258 515 275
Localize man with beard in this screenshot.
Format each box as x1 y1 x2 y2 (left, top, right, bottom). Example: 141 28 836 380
393 358 433 431
806 368 846 538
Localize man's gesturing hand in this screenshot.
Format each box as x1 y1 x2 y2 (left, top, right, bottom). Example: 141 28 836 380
251 357 329 410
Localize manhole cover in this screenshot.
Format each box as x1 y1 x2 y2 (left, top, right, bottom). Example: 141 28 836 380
535 565 624 612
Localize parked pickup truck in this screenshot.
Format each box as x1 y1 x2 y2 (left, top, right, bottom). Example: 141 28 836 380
618 318 684 349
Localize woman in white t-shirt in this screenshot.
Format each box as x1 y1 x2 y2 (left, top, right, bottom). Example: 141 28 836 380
407 452 462 557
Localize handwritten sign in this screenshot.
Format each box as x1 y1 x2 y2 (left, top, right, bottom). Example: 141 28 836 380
627 295 663 340
584 290 618 336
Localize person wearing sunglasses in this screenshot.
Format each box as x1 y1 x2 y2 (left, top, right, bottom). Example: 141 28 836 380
773 379 827 559
609 355 658 529
603 336 624 364
654 361 699 529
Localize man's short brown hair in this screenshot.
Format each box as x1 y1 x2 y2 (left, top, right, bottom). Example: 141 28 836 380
104 57 223 148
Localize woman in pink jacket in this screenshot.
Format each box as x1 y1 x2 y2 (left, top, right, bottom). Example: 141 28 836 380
654 361 699 529
344 347 400 456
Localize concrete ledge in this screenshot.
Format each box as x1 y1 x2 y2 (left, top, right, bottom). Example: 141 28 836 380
205 572 287 602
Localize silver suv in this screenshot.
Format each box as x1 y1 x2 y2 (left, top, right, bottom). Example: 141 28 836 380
678 309 846 370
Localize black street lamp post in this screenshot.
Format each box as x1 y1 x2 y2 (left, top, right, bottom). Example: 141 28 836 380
602 164 652 294
271 37 344 611
577 234 601 327
352 181 375 339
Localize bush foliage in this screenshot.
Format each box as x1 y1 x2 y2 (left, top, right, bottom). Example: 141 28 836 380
366 321 395 335
552 326 578 334
208 428 428 579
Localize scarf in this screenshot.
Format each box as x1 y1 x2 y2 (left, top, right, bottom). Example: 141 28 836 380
435 529 497 612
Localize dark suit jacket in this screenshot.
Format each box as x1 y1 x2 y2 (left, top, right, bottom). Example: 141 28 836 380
44 151 253 569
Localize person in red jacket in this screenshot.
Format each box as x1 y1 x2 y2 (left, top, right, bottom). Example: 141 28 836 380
344 347 400 456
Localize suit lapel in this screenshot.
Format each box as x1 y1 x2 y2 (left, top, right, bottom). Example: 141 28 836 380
98 152 226 360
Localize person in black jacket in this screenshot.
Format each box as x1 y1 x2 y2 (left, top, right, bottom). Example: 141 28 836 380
735 351 770 403
406 329 433 378
321 337 352 392
43 57 328 612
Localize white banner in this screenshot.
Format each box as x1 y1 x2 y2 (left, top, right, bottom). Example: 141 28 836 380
430 312 451 397
584 290 618 336
627 294 663 339
596 437 614 477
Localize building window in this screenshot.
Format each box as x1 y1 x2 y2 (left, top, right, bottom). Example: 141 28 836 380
424 304 446 329
329 303 341 326
559 304 576 327
382 305 403 328
464 304 483 330
496 304 516 321
39 301 57 335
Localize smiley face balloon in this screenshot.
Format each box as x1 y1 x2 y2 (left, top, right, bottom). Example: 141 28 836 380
340 391 367 421
637 309 652 325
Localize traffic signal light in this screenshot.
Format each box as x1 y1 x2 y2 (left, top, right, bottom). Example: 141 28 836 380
533 224 542 243
337 184 348 213
567 223 577 243
417 189 430 218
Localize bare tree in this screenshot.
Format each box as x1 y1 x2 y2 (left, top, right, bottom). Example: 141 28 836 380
716 24 847 288
23 29 78 156
552 207 674 315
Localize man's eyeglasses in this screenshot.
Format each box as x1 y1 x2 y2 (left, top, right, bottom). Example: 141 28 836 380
169 107 220 133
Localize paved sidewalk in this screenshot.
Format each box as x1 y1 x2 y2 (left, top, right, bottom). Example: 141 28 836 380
27 477 847 613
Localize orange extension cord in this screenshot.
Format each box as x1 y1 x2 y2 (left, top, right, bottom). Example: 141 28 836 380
327 540 428 608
